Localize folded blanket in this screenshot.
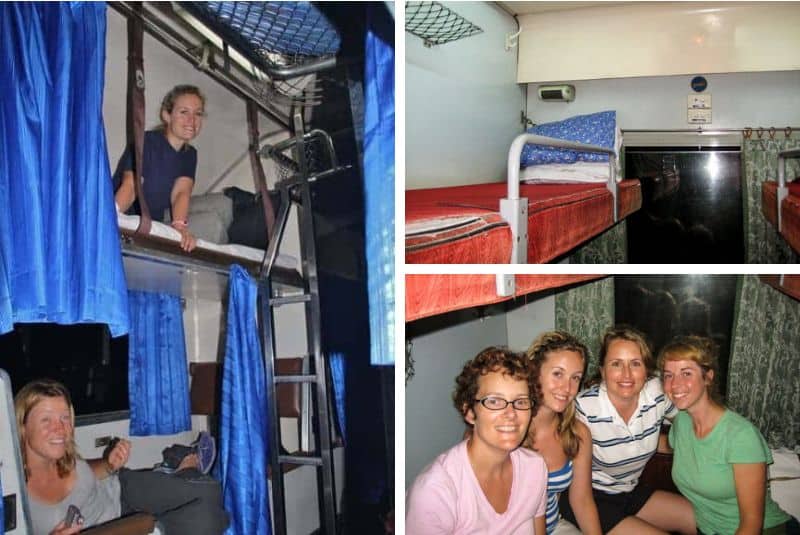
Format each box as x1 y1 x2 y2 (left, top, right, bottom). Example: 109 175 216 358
521 110 618 167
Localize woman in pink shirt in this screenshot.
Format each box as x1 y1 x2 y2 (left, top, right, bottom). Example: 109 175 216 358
406 347 548 534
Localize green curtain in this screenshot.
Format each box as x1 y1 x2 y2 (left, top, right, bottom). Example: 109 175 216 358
742 137 800 263
728 275 800 449
568 220 628 264
555 276 614 379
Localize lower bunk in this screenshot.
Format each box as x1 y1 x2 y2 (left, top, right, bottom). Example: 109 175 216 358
406 180 641 263
761 148 800 254
762 180 800 254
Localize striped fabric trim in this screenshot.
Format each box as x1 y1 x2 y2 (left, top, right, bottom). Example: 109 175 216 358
592 449 655 469
546 460 573 535
575 378 673 493
592 422 660 447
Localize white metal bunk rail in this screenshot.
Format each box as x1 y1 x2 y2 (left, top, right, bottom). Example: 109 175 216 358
500 133 618 263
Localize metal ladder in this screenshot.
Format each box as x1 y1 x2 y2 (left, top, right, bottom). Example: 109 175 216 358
257 113 344 535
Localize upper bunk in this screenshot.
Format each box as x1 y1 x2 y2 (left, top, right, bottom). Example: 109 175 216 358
761 149 800 255
405 120 641 264
105 1 357 292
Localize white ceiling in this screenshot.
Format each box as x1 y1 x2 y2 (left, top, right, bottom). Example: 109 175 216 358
499 2 633 15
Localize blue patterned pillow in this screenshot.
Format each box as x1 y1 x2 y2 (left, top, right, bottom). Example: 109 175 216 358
520 110 616 166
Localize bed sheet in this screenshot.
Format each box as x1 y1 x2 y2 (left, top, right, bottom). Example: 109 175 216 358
406 180 641 264
521 161 617 184
117 213 297 270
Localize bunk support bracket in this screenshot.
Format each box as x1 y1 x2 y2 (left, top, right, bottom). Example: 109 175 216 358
777 149 800 232
126 3 152 236
245 99 277 243
496 274 515 297
500 197 529 264
609 154 619 222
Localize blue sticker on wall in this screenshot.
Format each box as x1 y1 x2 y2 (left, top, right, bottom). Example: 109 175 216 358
691 76 708 92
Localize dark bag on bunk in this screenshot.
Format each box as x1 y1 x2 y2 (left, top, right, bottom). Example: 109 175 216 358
224 186 282 249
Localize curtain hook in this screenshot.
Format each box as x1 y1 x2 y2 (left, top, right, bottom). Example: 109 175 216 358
743 127 752 139
756 128 765 139
785 127 793 139
768 127 776 140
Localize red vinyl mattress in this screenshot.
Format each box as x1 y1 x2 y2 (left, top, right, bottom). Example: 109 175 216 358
406 180 641 263
406 274 605 322
761 181 800 254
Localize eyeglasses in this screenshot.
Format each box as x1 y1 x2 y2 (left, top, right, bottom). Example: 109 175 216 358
474 396 532 411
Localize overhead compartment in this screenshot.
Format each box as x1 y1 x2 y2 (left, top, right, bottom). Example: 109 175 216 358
517 2 800 83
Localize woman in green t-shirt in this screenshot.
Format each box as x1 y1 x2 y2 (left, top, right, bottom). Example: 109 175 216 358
658 336 798 535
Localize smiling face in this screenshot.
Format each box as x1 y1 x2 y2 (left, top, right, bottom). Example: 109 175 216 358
539 349 584 414
601 339 647 405
465 370 532 456
162 93 205 148
23 396 73 465
662 359 712 413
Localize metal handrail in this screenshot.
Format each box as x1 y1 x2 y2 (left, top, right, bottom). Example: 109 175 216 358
501 133 618 263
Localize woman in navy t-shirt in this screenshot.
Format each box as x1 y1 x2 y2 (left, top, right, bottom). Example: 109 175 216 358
113 84 205 252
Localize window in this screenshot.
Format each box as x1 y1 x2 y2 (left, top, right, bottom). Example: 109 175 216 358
0 324 129 422
625 147 743 263
615 275 737 396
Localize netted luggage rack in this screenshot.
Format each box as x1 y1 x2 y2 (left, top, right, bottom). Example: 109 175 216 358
262 129 348 186
183 1 342 106
405 1 483 47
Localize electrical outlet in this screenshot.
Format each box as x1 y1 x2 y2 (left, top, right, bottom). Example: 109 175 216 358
688 94 712 109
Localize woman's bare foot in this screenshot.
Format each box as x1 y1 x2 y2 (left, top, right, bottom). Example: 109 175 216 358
176 453 199 471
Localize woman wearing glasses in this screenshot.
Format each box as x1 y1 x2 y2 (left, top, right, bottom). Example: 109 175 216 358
406 347 548 534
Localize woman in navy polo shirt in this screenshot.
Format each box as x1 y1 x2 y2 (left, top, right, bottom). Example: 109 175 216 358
113 84 205 252
559 326 696 535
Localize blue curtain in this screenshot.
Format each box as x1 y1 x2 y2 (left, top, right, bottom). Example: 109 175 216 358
329 352 346 440
363 4 394 366
0 3 129 337
218 265 270 535
127 290 190 436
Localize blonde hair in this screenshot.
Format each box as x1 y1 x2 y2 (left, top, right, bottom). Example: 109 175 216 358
657 335 723 404
525 331 588 459
15 379 78 479
587 325 656 386
158 84 205 129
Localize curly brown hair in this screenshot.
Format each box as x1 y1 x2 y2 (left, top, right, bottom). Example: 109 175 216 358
452 346 539 419
587 325 656 386
15 379 78 480
526 331 588 458
657 335 723 404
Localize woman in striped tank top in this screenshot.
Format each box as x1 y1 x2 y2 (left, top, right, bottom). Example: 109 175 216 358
525 332 603 535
